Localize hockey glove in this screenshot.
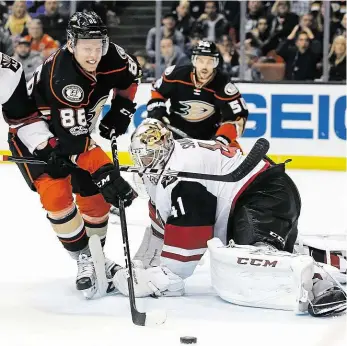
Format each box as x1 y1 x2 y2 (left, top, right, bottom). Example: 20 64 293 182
33 138 73 179
92 163 137 207
99 95 136 140
146 98 168 122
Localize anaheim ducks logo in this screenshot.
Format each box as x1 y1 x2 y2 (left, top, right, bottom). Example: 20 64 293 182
174 100 215 122
88 95 109 131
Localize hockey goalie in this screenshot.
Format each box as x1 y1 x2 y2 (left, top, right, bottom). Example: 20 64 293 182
112 119 346 318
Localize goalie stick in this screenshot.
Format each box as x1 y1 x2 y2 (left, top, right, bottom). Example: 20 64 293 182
110 129 166 327
1 138 270 183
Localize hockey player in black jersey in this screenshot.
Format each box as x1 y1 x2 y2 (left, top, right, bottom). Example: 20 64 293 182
2 12 141 298
146 40 248 147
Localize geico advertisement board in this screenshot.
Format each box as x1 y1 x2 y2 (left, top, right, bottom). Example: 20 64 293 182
1 83 346 170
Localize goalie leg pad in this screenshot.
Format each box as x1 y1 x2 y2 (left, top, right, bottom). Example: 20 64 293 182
208 238 315 312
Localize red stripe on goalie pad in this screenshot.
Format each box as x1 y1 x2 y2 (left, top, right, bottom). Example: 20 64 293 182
165 224 213 250
161 251 203 263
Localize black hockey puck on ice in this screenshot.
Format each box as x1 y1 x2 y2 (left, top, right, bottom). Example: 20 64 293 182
180 336 197 344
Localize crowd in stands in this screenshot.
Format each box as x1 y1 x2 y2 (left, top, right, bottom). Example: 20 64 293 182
0 0 121 81
142 0 346 82
0 1 345 83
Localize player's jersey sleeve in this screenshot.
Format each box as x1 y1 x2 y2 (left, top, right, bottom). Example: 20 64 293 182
159 180 217 279
213 73 249 144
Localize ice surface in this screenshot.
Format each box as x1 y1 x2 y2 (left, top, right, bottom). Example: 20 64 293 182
0 165 346 346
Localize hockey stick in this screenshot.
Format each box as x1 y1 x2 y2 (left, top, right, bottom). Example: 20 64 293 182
110 129 166 327
2 137 270 182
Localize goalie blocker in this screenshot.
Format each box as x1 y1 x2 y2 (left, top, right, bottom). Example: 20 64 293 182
112 119 346 317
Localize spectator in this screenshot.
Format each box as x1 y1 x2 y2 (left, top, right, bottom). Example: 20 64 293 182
313 2 343 43
12 36 43 81
133 50 155 82
335 13 347 38
174 0 195 41
270 1 299 41
276 30 320 80
294 14 322 54
38 0 68 44
24 18 59 59
0 26 14 55
244 1 269 33
171 1 205 20
216 35 239 77
246 17 277 55
146 13 185 61
329 35 346 81
0 1 9 24
221 1 240 43
195 1 229 42
159 37 190 75
184 30 203 58
4 0 32 37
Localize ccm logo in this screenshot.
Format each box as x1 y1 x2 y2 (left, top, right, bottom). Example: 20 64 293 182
237 257 278 267
96 175 110 188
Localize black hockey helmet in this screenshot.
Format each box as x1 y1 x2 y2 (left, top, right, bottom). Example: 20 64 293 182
67 11 109 55
191 40 219 68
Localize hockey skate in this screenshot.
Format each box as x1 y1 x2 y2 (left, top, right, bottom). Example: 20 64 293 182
76 253 97 299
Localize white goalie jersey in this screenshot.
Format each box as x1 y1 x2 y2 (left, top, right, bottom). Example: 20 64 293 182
142 138 269 279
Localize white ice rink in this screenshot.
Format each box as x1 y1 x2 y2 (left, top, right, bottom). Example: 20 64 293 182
0 165 346 346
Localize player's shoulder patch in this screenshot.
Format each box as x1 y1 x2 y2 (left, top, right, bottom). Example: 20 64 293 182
213 71 240 99
224 82 239 96
62 84 84 103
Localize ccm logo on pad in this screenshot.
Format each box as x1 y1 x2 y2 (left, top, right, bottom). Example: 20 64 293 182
237 257 278 267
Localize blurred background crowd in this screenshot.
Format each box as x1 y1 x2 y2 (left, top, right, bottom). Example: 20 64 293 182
0 0 346 83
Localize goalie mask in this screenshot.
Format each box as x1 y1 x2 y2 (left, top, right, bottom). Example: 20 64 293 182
130 119 174 170
67 11 109 56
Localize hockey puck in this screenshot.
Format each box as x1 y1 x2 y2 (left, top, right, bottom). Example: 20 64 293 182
180 336 197 344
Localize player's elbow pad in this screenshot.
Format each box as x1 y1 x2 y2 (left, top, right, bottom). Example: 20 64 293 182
147 99 168 120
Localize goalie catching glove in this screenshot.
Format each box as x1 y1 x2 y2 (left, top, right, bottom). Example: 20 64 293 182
99 95 137 139
113 260 184 297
